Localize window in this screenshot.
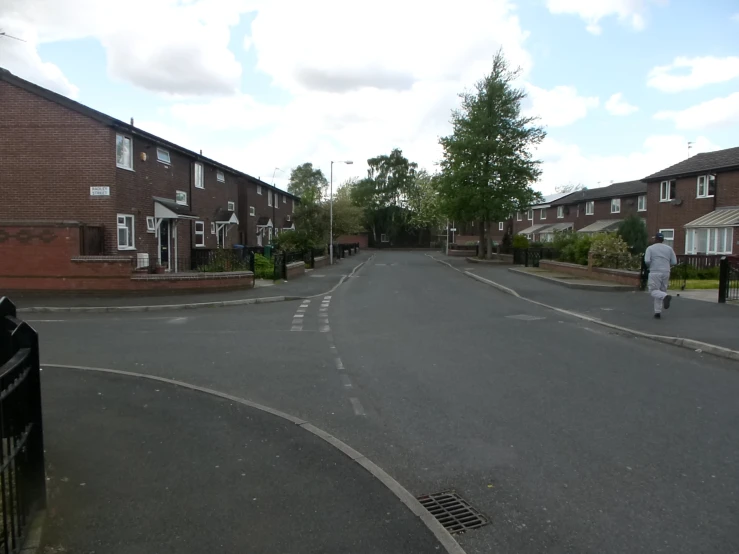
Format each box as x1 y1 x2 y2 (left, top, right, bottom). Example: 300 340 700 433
660 180 676 202
275 193 279 209
176 190 187 205
287 215 291 222
659 229 674 248
638 195 647 212
498 222 504 231
217 170 225 183
611 198 621 214
517 212 522 221
557 206 564 219
228 201 235 212
194 162 204 189
146 216 155 233
686 228 733 255
117 214 135 250
268 191 273 207
257 185 263 195
540 208 547 220
292 199 295 213
210 222 216 234
527 209 534 221
156 148 171 164
585 201 594 215
195 221 205 247
116 134 132 170
250 206 255 216
381 234 389 243
697 174 715 198
283 195 287 204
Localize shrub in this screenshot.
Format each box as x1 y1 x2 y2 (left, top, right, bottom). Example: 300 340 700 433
512 235 529 249
617 215 648 254
553 232 593 265
253 253 275 279
273 230 317 253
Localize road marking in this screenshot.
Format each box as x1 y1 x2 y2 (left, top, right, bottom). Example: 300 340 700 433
350 397 366 416
291 326 303 332
335 358 345 370
293 314 304 318
297 308 306 313
324 296 332 300
168 317 188 324
505 314 546 321
340 374 353 388
320 325 330 333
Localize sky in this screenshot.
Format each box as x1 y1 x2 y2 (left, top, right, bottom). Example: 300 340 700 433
1 0 737 194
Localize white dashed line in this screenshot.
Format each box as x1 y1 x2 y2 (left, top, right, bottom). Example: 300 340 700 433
320 325 330 333
335 358 345 370
350 397 366 416
293 314 304 318
340 374 353 388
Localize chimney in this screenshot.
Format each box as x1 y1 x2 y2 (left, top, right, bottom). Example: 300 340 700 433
130 117 134 126
200 149 203 156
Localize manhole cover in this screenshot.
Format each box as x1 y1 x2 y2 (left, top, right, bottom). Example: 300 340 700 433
417 491 488 534
505 314 545 321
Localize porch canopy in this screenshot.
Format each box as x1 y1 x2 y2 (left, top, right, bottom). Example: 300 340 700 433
214 208 239 226
545 222 574 232
518 223 550 235
578 220 621 234
684 208 739 228
153 197 198 221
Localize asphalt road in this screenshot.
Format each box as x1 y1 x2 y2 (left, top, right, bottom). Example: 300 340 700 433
34 251 739 554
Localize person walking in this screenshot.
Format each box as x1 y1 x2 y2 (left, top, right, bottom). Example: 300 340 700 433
644 232 677 319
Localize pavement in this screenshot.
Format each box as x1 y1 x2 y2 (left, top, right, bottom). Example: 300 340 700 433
34 251 739 554
435 254 739 352
40 368 443 554
13 252 371 312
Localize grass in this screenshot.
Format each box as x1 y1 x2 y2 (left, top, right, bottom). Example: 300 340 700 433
681 279 719 290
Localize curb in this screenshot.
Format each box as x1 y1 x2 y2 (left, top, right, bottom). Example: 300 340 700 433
427 255 739 363
43 363 465 554
507 267 635 292
20 509 45 554
17 259 370 314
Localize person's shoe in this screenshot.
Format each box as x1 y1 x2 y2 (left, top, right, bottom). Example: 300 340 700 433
663 295 672 310
654 313 661 319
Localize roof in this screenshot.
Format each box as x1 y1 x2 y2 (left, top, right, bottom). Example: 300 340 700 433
577 220 622 234
643 147 739 181
0 67 298 201
551 181 646 206
153 196 193 217
531 192 573 208
256 217 272 227
684 208 739 228
282 217 294 228
541 222 574 233
518 223 551 235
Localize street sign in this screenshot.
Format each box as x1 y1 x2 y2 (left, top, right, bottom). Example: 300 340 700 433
90 186 110 196
450 228 457 232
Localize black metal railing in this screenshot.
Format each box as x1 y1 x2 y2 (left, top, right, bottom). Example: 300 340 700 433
669 254 723 291
513 247 558 267
719 256 739 303
0 298 46 554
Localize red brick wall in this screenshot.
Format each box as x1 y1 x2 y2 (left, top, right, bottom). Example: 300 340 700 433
0 224 87 277
336 234 368 248
286 261 306 280
539 260 640 287
646 170 739 255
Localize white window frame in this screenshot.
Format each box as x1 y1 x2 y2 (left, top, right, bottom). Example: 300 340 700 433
116 134 133 170
117 214 135 250
688 228 733 255
557 206 564 219
195 221 205 247
250 206 255 216
540 208 547 220
176 190 187 205
585 201 594 215
275 193 279 209
292 199 295 213
268 190 273 207
257 185 263 195
217 170 225 183
498 222 504 231
227 201 235 212
381 234 389 243
611 198 621 214
638 195 647 212
194 162 204 189
527 209 534 221
283 195 287 204
659 228 674 248
156 147 171 165
287 214 291 222
146 216 156 233
696 175 714 198
517 212 522 222
660 180 676 202
210 222 216 234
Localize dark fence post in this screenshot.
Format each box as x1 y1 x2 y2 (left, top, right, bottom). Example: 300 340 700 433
719 256 729 304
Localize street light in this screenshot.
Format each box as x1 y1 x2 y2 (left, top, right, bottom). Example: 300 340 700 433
330 160 353 265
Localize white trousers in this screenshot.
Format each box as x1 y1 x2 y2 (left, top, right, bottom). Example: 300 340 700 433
648 272 669 313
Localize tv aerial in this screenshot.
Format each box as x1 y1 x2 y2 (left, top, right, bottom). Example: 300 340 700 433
0 30 26 42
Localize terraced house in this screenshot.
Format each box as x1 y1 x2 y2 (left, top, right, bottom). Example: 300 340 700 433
0 68 297 291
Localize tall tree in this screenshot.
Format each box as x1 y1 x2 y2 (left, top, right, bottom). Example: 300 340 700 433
288 163 328 205
331 181 365 240
438 50 545 258
406 170 444 230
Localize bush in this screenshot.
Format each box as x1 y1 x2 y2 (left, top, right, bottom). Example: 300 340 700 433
512 235 529 249
553 232 592 265
589 233 640 269
617 215 648 254
273 230 318 253
253 253 275 279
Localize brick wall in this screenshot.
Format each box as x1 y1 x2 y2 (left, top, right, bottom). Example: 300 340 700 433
336 234 368 248
539 260 640 287
285 261 306 280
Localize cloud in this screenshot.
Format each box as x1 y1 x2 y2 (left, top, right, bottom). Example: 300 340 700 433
733 13 739 22
654 92 739 130
647 56 739 92
524 85 599 127
295 67 416 93
534 134 720 193
605 92 638 116
0 0 251 96
545 0 666 34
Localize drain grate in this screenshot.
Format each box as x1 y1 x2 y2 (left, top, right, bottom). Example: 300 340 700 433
417 491 489 534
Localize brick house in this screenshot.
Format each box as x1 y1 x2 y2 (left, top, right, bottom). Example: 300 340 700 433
0 67 297 290
237 176 297 247
450 220 509 246
512 192 574 240
642 147 739 255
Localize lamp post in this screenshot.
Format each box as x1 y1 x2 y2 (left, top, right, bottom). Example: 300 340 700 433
330 160 353 265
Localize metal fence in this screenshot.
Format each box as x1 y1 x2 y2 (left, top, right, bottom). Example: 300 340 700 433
0 298 46 554
669 254 723 291
513 247 557 267
719 256 739 303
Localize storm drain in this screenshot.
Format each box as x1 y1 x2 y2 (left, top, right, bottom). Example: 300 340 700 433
417 491 489 534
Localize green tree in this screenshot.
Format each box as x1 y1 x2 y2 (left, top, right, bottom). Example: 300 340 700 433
555 183 587 194
406 170 444 230
288 163 327 205
437 50 545 258
617 215 648 254
331 182 364 240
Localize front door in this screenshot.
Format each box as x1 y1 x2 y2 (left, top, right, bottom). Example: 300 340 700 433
159 220 170 269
